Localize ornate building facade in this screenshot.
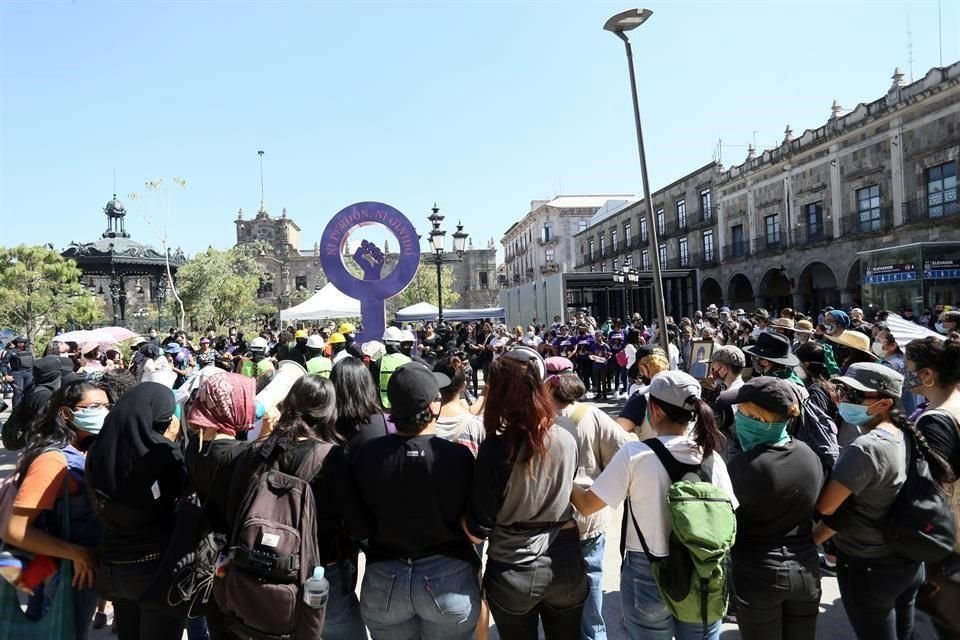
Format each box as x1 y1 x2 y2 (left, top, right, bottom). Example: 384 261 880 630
235 205 500 312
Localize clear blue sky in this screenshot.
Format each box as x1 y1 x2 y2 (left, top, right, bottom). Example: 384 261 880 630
1 1 957 257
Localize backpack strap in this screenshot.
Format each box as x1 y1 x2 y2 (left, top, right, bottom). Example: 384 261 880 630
642 438 702 483
293 442 336 483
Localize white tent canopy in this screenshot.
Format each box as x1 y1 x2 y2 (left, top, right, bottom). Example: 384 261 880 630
279 283 361 321
395 302 506 322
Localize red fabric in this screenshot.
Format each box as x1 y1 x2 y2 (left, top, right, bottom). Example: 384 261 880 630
187 373 256 436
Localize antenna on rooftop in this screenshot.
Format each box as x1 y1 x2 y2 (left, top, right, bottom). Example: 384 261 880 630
257 150 266 213
907 13 914 82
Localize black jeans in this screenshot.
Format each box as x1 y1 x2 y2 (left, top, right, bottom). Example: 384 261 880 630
732 544 821 640
836 551 924 640
484 527 588 640
97 559 186 640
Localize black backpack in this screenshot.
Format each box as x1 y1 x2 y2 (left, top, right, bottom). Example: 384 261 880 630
884 427 957 563
789 398 840 477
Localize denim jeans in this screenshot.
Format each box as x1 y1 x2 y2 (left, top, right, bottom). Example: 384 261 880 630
360 554 480 640
836 551 924 640
580 533 606 640
484 527 587 640
620 551 720 640
732 544 821 640
324 562 366 640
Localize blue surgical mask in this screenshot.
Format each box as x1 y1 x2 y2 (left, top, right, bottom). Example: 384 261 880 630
935 322 947 335
838 401 873 427
71 406 109 434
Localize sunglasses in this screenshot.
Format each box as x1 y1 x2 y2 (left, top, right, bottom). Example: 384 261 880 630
839 386 877 405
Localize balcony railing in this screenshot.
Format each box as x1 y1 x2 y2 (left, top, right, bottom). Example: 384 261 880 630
752 232 788 257
790 224 832 247
662 256 694 270
538 236 558 246
840 207 894 236
902 191 959 224
690 251 718 268
539 262 559 274
724 240 751 261
687 207 715 230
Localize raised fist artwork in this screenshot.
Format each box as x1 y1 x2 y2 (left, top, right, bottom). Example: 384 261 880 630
353 239 386 281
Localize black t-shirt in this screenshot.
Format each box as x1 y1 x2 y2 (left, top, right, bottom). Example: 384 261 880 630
338 433 477 569
918 411 960 477
620 392 647 426
339 413 391 456
184 438 247 534
221 438 354 565
727 439 824 550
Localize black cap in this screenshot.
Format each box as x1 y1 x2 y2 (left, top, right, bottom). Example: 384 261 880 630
719 377 799 416
387 363 451 421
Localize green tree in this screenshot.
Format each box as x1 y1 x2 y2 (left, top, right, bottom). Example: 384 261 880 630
172 247 263 331
391 264 460 312
0 244 106 340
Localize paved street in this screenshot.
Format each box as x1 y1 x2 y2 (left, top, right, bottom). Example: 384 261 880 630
0 398 937 639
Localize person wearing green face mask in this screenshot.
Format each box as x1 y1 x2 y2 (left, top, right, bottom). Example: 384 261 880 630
719 377 825 640
743 332 807 391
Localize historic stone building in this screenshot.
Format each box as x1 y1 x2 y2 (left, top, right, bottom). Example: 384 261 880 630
566 62 960 320
706 63 960 314
234 205 499 312
571 163 720 320
502 195 636 286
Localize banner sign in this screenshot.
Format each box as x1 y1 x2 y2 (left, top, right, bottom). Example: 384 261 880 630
864 263 917 285
320 202 419 342
923 258 960 280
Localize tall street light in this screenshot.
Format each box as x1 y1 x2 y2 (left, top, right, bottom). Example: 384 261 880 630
604 8 670 353
427 204 468 325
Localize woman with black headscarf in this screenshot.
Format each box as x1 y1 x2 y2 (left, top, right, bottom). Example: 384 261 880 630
85 382 189 640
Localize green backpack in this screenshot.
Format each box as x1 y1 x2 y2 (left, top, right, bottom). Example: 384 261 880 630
626 438 736 634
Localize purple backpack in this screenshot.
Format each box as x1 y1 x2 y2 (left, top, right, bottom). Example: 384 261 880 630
214 441 333 640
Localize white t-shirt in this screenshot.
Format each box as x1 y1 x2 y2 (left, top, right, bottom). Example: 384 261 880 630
668 343 680 371
589 434 738 557
725 376 744 413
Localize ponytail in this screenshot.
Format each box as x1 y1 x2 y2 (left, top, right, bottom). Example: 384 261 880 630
648 396 724 459
691 398 724 460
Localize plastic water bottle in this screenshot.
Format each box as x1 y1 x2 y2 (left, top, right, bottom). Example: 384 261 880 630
303 565 330 610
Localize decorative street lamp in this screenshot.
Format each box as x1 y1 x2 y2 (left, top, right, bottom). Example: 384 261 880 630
604 8 670 353
427 204 468 324
613 265 641 319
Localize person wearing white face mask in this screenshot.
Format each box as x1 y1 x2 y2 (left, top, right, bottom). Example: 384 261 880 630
3 380 108 640
935 309 960 337
871 323 917 416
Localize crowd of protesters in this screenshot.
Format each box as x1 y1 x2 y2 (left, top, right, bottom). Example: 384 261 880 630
0 300 957 640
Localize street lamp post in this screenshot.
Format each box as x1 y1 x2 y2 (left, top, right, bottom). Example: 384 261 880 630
613 265 641 319
427 204 468 325
604 8 670 353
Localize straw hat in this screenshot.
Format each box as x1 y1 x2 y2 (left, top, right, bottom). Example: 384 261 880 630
826 330 878 360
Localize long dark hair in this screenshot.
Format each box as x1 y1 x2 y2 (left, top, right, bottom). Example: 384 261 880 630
648 395 724 459
15 380 99 484
905 334 960 387
483 356 554 467
329 358 379 436
273 375 340 444
888 406 955 485
433 356 467 404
